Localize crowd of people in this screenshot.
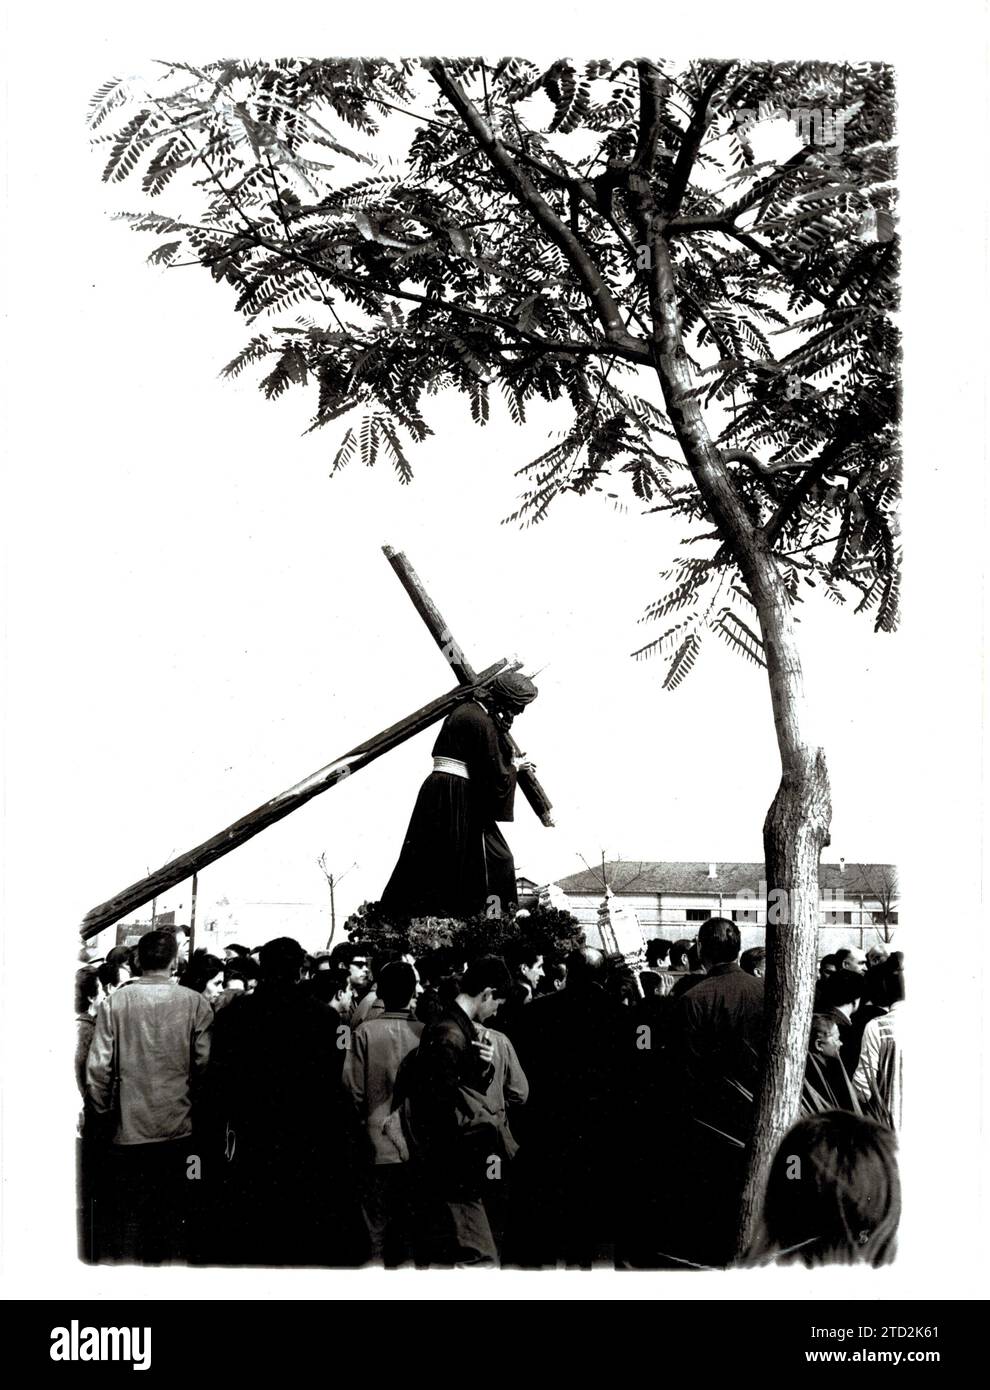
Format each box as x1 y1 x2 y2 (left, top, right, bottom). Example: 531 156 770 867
74 921 903 1270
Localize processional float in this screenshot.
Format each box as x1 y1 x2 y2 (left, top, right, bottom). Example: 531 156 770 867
80 547 554 941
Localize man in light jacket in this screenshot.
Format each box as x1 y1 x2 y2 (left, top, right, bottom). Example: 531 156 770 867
86 929 212 1262
343 960 424 1263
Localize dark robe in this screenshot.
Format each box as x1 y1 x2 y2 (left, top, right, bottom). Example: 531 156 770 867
381 701 519 919
204 984 366 1266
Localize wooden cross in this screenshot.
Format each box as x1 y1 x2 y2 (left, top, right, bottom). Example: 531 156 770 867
80 548 552 939
383 545 555 828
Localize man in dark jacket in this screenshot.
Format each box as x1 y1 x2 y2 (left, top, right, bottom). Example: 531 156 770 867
407 955 512 1264
505 948 636 1267
667 917 765 1267
207 937 366 1266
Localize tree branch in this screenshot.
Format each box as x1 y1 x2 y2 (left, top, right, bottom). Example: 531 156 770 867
247 231 650 364
723 228 832 311
631 60 667 175
425 59 642 352
762 430 853 547
660 63 734 220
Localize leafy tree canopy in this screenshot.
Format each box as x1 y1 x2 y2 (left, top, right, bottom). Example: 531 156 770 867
92 57 900 685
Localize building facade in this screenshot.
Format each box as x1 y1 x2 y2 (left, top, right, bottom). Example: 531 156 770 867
546 860 898 954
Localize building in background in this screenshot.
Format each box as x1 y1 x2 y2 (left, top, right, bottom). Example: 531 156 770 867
546 860 898 954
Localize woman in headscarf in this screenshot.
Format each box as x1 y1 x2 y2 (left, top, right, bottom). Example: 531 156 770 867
380 671 538 921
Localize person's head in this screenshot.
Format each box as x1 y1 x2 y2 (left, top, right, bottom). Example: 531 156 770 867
546 961 567 993
640 971 660 997
137 929 179 975
106 944 134 979
416 946 459 989
378 960 418 1012
371 948 402 983
835 946 868 976
603 953 639 1006
645 938 673 970
224 943 249 961
809 1014 841 1059
484 671 538 725
97 959 129 994
669 939 694 972
819 954 838 980
740 946 767 978
75 967 105 1016
457 956 513 1022
866 944 889 968
761 1112 900 1267
173 924 191 962
258 937 307 985
507 942 545 990
224 955 259 992
821 969 865 1011
871 955 905 1008
697 917 741 970
181 951 225 1000
308 965 354 1013
331 942 373 992
563 946 606 993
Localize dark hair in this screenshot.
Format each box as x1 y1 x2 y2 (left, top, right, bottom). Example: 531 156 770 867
819 953 838 974
258 937 307 983
75 967 102 1015
563 946 606 991
225 943 250 957
97 959 127 990
872 957 905 1008
330 941 373 970
310 965 352 1004
460 955 512 1000
224 957 259 988
698 917 740 966
640 970 660 997
645 938 673 968
180 951 224 993
740 946 766 975
106 944 134 971
761 1112 900 1267
137 929 179 972
603 953 639 1006
417 946 463 987
821 970 865 1008
506 941 544 973
670 939 694 971
378 961 417 1011
540 961 567 994
372 948 403 979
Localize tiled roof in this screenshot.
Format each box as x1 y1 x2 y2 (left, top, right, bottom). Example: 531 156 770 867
553 861 896 898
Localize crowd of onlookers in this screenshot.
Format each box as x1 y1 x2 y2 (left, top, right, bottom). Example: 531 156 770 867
74 921 903 1269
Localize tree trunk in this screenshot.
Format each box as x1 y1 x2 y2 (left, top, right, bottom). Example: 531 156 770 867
638 235 832 1262
734 562 832 1258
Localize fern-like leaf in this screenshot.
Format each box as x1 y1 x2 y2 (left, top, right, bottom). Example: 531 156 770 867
663 633 702 691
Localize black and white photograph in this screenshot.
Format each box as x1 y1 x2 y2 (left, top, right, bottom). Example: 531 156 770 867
1 0 987 1335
